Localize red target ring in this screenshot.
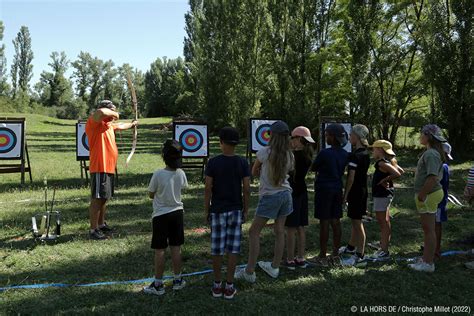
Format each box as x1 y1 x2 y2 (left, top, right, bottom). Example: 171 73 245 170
0 127 18 154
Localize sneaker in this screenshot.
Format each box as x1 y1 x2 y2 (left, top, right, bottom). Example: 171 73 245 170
211 282 223 298
307 256 329 267
465 261 474 270
295 258 308 269
99 222 113 233
282 259 296 271
224 285 237 300
370 249 390 260
338 246 356 255
172 278 186 290
342 255 367 267
408 260 435 273
258 261 279 278
89 229 106 240
143 281 165 296
234 267 256 283
329 255 342 267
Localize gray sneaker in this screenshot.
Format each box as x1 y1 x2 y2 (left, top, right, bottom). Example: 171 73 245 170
89 229 106 240
234 267 256 283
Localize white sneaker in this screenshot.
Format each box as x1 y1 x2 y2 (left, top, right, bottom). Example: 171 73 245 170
258 261 279 278
408 260 435 273
338 246 356 255
143 281 165 296
370 250 390 260
234 267 256 283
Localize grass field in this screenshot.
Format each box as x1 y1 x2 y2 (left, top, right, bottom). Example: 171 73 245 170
0 113 473 315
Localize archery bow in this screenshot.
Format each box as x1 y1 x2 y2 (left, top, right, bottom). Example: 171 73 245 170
125 73 138 167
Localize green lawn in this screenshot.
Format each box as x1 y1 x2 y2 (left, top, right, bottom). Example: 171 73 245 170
0 113 473 315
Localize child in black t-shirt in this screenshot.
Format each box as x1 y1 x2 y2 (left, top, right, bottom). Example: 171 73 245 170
283 126 315 270
369 140 404 260
340 125 371 266
204 127 250 300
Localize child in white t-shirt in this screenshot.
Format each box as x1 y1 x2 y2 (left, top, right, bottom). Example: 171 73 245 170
143 140 188 296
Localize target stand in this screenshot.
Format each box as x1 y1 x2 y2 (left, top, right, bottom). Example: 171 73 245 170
0 117 32 186
173 120 209 180
76 120 118 186
246 118 279 177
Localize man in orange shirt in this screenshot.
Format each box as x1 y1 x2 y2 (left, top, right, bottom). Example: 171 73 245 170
86 100 138 240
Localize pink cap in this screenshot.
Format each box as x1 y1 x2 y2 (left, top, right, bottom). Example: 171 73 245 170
291 126 315 143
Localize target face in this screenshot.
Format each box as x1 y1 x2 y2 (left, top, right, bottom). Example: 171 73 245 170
174 123 208 157
76 122 89 160
0 122 24 159
321 122 352 153
250 119 278 152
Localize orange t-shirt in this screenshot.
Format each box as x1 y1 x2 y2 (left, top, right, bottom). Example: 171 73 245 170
85 116 118 174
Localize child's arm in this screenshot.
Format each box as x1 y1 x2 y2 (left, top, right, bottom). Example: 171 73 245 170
377 161 402 187
417 175 438 202
204 176 213 224
252 160 262 177
242 176 250 222
343 170 355 204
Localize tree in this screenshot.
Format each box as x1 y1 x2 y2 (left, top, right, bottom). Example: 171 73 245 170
0 21 9 96
421 0 473 153
11 26 34 96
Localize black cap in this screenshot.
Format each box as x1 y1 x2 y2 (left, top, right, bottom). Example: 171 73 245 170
219 126 240 145
325 123 348 147
270 121 290 135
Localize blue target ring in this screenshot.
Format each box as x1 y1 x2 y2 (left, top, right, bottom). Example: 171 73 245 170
81 133 89 151
179 128 203 153
255 124 272 147
0 127 18 154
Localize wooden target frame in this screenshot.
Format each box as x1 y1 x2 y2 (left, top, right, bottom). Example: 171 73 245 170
0 117 32 185
172 119 209 179
319 116 353 153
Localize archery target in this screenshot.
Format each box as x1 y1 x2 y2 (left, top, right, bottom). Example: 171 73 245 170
174 124 208 157
0 123 23 159
250 119 278 152
322 122 352 153
76 122 89 160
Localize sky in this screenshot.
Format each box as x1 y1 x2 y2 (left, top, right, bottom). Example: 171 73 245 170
0 0 188 85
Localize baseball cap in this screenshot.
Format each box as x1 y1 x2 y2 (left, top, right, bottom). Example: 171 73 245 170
219 126 240 145
370 140 396 156
97 100 117 111
270 121 290 135
443 142 453 160
291 126 315 143
325 123 348 147
351 124 369 147
421 124 447 142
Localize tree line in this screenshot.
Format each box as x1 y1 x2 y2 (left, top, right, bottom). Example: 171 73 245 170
0 0 472 152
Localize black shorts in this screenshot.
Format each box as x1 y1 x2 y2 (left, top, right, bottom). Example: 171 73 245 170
91 173 114 200
151 210 184 249
285 192 309 227
347 190 368 220
314 189 343 220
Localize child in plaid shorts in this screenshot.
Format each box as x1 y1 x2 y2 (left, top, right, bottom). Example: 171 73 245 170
205 127 250 300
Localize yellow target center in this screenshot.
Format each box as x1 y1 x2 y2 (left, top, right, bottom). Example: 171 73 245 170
0 137 7 145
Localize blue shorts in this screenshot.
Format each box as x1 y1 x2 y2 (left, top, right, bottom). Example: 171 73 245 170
211 210 242 255
256 190 293 219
